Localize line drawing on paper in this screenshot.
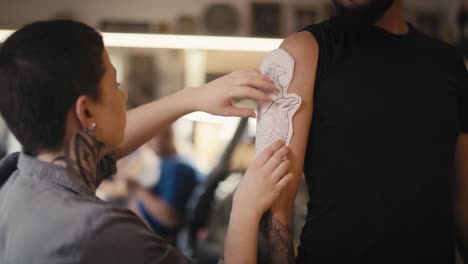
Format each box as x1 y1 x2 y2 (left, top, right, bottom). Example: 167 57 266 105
256 48 302 156
263 63 286 98
257 95 300 148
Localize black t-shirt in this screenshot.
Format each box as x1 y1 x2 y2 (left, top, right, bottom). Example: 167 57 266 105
297 17 468 264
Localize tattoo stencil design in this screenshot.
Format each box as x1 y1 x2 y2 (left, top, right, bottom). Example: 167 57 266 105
256 48 302 156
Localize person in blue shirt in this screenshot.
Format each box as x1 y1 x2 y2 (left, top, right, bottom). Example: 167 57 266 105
129 126 199 243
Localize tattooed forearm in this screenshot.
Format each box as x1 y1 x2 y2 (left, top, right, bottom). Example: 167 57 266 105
52 128 105 190
258 210 294 264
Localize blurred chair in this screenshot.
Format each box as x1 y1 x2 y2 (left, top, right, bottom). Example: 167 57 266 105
178 118 248 262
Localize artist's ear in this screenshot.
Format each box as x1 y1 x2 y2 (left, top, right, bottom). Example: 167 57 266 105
74 95 96 130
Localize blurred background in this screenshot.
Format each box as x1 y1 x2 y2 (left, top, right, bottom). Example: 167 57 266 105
0 0 467 263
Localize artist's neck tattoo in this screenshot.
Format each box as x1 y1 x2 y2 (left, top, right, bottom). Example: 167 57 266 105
52 129 105 191
258 210 295 264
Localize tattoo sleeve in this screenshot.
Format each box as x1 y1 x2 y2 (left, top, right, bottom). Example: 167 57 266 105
257 210 295 264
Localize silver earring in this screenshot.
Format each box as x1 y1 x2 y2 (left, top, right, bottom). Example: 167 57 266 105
90 122 97 131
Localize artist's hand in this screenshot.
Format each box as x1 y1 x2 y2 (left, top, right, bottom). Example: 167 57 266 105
233 141 292 220
192 70 275 118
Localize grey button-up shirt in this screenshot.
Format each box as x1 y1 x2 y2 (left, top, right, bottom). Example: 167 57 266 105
0 153 190 264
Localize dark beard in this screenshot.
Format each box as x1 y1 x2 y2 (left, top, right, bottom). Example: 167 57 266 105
334 0 394 26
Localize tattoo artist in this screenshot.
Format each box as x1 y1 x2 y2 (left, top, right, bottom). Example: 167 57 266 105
0 20 293 263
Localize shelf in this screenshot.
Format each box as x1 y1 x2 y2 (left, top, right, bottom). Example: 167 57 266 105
0 30 282 52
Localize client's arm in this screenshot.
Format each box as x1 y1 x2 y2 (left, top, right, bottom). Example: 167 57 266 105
455 134 468 258
224 141 292 264
257 32 318 263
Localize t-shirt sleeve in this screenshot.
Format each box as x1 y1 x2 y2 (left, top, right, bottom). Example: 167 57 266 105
301 19 337 102
301 23 327 92
82 209 190 264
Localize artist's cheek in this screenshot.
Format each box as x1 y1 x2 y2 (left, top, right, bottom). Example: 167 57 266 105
101 123 121 149
116 94 127 135
94 116 110 143
93 108 117 148
115 116 126 145
105 95 126 146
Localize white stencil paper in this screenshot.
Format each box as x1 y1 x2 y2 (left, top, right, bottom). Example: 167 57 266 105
255 48 302 156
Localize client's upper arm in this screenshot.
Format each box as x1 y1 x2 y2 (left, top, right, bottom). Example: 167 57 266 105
456 134 468 259
269 32 319 220
456 134 468 231
254 32 318 263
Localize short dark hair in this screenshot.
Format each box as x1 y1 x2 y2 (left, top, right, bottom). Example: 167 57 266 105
0 20 105 156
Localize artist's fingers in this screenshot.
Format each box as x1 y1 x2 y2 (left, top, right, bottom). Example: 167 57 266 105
273 173 293 195
272 159 291 182
255 141 284 167
252 69 278 82
233 70 276 92
221 106 256 118
263 145 289 172
230 86 272 102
